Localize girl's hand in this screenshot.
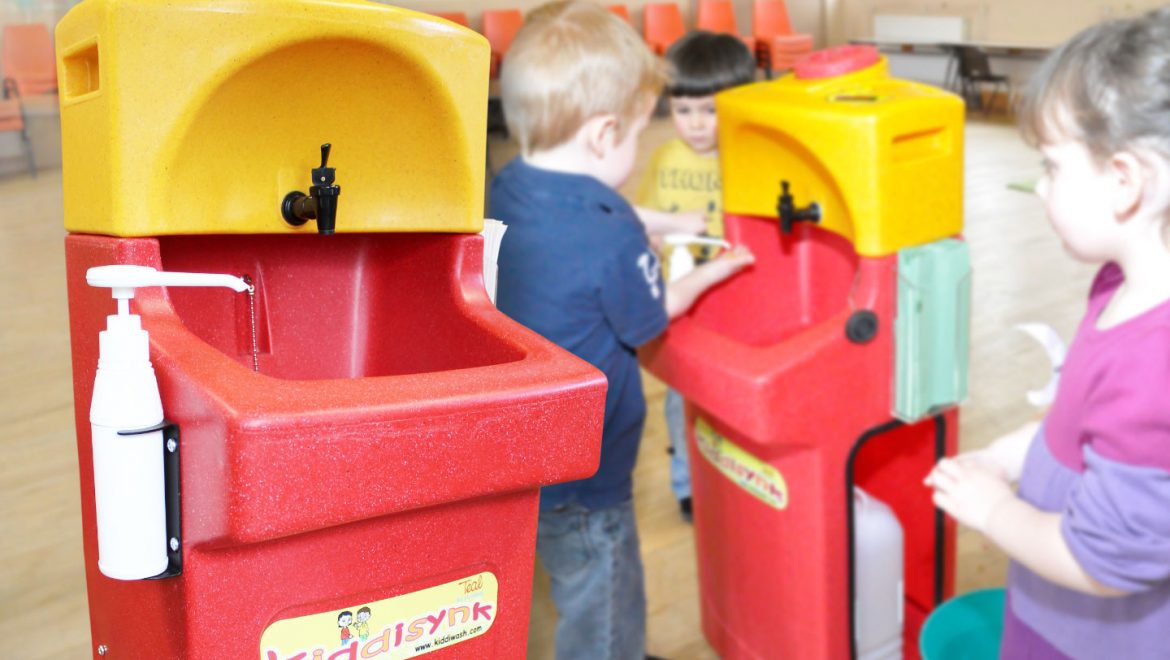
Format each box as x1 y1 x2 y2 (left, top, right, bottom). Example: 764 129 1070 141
953 449 1012 481
925 458 1015 534
982 421 1040 483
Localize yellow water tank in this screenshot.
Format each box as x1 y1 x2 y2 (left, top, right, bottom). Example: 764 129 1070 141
56 0 490 236
717 48 964 257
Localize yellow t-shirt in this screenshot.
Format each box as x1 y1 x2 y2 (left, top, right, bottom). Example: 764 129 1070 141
636 137 724 240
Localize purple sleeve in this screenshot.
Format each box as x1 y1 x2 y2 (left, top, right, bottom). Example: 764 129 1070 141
1063 445 1170 592
1063 323 1170 592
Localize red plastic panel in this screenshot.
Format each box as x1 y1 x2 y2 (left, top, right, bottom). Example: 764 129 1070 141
642 217 892 443
642 213 955 659
853 413 959 659
65 233 607 658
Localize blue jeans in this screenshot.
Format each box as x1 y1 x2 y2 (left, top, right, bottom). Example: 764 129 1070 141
536 499 646 660
665 387 691 501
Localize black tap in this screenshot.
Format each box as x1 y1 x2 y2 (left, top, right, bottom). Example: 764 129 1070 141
282 143 341 235
777 180 821 234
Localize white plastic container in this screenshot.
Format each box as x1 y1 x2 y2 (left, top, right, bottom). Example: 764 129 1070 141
662 234 730 282
86 265 249 580
90 311 167 580
853 487 905 660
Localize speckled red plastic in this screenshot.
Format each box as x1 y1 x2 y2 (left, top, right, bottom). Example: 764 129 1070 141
66 233 607 658
641 215 956 660
794 44 882 80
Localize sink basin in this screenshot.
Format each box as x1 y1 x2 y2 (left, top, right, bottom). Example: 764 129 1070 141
642 216 896 444
158 233 524 379
66 232 607 545
688 215 859 347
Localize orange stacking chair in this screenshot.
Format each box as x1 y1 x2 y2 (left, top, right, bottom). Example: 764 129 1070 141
696 0 757 57
432 11 470 28
643 2 686 56
2 24 57 97
753 0 813 77
482 9 524 79
607 4 632 23
0 79 35 176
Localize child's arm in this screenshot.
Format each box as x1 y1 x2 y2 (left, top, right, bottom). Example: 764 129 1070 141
926 459 1127 597
958 420 1040 482
634 206 707 238
665 245 754 319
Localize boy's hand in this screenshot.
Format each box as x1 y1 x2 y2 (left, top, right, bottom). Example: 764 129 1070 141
925 457 1015 534
672 210 708 236
632 206 706 237
699 244 754 282
663 245 754 319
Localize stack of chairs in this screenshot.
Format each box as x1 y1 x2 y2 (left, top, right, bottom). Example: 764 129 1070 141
643 2 687 56
752 0 814 77
0 23 56 177
696 0 758 55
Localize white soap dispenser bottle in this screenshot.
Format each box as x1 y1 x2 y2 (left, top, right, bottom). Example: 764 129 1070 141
86 265 249 580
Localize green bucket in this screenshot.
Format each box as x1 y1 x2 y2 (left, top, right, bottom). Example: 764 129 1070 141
920 588 1005 660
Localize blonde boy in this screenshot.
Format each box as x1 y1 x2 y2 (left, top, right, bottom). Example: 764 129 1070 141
490 3 753 658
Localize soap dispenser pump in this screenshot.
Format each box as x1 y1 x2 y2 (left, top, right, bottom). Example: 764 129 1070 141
86 265 249 580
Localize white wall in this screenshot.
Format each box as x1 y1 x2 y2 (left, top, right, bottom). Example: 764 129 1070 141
0 0 75 31
827 0 1165 46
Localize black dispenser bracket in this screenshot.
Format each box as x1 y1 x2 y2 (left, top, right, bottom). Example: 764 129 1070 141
117 420 182 579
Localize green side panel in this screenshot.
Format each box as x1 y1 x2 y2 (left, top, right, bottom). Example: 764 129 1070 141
894 239 971 421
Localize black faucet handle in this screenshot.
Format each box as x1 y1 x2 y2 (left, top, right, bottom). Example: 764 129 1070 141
312 143 336 186
778 180 794 233
777 179 820 235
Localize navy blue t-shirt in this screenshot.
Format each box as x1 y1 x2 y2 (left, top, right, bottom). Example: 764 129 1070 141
490 158 668 511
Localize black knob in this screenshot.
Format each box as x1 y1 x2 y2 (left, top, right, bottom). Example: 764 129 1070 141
845 310 879 344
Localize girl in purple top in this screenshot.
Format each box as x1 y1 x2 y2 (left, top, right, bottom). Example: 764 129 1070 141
926 9 1170 659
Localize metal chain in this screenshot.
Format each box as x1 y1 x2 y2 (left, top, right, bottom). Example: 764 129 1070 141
242 275 259 373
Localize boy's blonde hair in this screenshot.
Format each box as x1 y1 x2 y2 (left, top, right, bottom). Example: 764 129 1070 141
501 1 668 155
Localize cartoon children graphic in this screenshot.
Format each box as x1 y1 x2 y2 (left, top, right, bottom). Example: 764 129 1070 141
337 611 354 647
355 606 372 642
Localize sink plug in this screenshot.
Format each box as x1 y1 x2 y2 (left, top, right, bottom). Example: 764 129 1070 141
282 143 341 235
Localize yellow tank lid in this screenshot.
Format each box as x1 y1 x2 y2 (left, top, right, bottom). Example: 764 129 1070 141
57 0 490 236
718 49 965 257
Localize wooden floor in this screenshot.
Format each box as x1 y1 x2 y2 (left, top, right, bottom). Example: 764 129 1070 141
0 116 1094 660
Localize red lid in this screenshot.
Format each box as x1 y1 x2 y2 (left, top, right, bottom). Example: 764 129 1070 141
793 45 881 80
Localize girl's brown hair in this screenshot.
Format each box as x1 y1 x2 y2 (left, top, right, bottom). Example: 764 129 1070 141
1019 8 1170 161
